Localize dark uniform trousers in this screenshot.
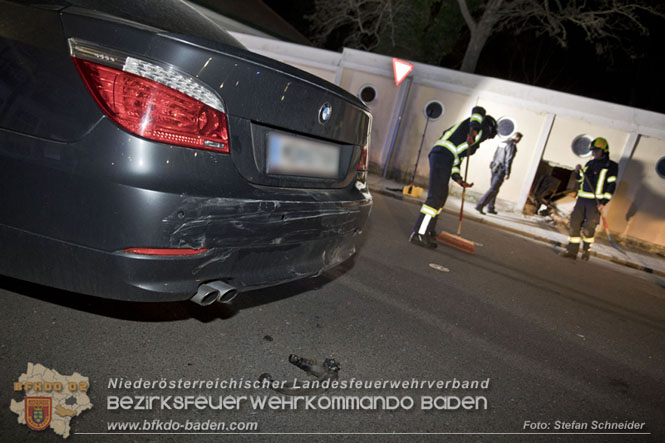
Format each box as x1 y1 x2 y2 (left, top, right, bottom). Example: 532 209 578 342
566 198 600 254
477 168 505 211
413 150 455 236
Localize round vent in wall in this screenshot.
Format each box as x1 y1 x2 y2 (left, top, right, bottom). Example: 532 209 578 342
358 85 377 104
656 157 665 179
572 134 594 157
496 116 517 139
424 101 444 120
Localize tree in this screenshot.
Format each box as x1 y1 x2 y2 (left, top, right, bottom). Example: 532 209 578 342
306 0 470 67
302 0 665 112
306 0 663 73
457 0 665 73
306 0 406 51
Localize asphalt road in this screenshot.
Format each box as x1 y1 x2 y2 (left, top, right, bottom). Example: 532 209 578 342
2 192 664 442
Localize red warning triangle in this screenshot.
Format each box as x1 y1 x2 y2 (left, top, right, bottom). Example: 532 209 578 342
392 58 414 86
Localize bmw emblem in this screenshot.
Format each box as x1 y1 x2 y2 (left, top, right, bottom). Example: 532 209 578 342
318 103 332 124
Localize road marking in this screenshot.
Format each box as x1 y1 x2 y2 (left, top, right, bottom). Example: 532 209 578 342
429 263 450 272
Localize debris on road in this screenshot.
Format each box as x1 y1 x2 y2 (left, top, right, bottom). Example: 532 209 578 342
259 354 341 396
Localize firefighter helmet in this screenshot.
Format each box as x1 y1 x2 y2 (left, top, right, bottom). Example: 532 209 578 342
483 115 498 139
591 137 609 154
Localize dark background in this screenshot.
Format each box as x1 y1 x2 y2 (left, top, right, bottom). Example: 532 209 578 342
259 0 665 115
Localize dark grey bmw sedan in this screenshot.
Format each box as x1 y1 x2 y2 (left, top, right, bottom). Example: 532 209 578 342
0 0 372 305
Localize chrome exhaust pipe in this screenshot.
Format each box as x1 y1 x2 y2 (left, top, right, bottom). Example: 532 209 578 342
191 281 237 306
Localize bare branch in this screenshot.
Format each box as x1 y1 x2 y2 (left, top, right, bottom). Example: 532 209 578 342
305 0 406 52
456 0 477 33
305 0 665 74
494 0 664 49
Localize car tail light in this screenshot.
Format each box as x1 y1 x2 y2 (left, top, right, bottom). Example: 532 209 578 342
69 39 229 153
357 144 368 171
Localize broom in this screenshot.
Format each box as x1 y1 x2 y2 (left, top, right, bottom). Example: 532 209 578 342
436 155 476 254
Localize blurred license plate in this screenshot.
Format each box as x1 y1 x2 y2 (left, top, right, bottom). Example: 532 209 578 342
266 132 340 178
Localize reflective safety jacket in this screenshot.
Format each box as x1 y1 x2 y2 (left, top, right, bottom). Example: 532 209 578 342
576 158 619 206
431 106 489 178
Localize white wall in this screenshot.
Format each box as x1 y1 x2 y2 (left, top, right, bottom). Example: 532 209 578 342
231 32 665 248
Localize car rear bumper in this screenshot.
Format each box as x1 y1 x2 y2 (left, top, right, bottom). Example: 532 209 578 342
0 194 369 301
0 122 372 301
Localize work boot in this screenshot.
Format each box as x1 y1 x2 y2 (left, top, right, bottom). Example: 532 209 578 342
475 205 485 215
425 232 439 247
409 232 437 249
487 208 498 215
559 250 577 260
581 250 590 261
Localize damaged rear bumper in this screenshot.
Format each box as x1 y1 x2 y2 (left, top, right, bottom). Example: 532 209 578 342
0 195 370 302
0 120 372 302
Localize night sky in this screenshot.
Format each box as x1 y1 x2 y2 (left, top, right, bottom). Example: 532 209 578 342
263 1 665 115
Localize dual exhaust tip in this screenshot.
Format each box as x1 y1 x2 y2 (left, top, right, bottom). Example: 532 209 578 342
191 280 237 306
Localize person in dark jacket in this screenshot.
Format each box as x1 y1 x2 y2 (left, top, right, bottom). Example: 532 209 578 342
475 132 522 215
409 106 497 248
560 137 619 260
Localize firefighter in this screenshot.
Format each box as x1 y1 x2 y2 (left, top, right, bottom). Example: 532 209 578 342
409 106 497 248
560 137 619 260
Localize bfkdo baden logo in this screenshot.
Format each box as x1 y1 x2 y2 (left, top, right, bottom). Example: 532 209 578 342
10 363 92 439
25 397 53 431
